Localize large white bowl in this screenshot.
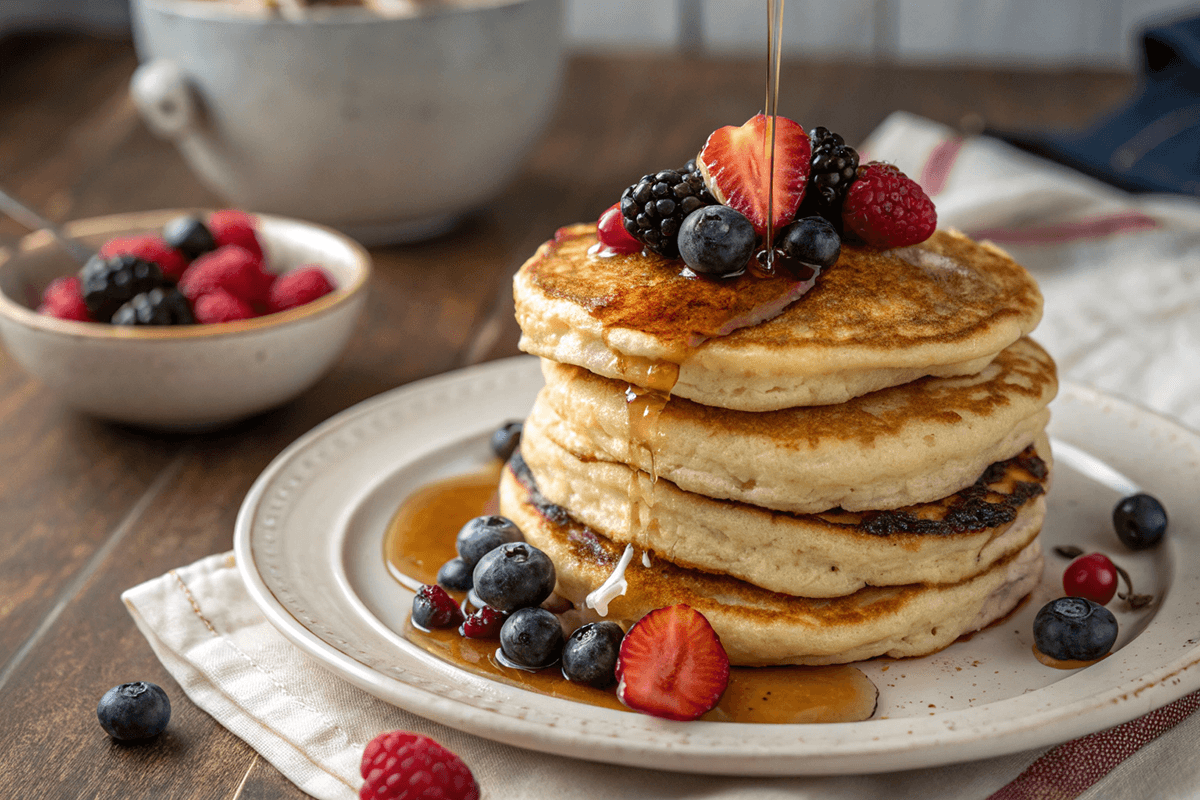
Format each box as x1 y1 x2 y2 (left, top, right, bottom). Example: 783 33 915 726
129 0 565 244
0 210 370 429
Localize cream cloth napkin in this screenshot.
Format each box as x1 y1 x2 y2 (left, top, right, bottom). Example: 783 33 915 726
124 113 1200 800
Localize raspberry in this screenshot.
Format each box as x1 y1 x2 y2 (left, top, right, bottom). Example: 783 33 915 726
208 209 264 261
193 289 256 324
359 730 478 800
38 276 92 321
98 235 189 281
178 245 273 304
267 266 335 313
841 162 937 248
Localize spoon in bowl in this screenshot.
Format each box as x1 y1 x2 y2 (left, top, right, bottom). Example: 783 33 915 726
0 186 95 265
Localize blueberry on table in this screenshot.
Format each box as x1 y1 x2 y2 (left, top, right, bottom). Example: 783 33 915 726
490 420 523 462
677 205 756 277
96 681 171 741
472 542 556 613
499 607 564 669
562 621 624 688
1033 597 1118 662
436 557 474 592
455 515 523 568
1113 493 1167 550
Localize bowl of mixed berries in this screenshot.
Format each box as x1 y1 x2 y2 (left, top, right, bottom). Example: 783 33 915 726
0 208 370 429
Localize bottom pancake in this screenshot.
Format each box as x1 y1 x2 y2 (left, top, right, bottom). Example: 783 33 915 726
499 455 1044 666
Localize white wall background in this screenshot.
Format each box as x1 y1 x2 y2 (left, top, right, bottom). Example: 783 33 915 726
566 0 1200 68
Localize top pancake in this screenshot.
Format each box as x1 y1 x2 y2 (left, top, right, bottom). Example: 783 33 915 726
514 224 1044 410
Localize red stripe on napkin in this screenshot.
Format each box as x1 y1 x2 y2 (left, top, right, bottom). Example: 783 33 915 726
987 690 1200 800
970 210 1160 245
920 136 964 196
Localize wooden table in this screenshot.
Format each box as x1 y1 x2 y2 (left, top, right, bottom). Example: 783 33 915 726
0 34 1132 798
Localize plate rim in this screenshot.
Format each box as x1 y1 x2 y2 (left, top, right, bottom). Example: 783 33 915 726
234 357 1200 775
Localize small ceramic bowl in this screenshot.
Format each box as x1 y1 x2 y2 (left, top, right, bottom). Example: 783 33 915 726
0 210 370 430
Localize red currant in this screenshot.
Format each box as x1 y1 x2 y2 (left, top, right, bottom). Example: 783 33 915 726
1062 553 1118 605
596 203 641 254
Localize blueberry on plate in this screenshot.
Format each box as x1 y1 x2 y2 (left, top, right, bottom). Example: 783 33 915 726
499 607 564 669
436 557 474 592
1033 597 1118 662
490 420 523 462
97 681 171 741
562 621 624 688
779 216 841 268
677 205 756 277
472 542 556 613
455 515 523 568
1113 493 1167 550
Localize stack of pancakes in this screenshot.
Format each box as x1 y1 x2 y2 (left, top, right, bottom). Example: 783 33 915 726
500 224 1056 666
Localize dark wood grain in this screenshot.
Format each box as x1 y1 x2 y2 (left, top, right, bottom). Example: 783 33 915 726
0 36 1132 798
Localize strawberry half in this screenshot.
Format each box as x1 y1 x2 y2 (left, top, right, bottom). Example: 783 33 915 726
696 114 810 240
615 604 730 721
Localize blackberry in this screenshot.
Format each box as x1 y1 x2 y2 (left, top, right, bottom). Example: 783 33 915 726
111 288 195 326
619 161 715 258
79 254 173 323
801 127 860 221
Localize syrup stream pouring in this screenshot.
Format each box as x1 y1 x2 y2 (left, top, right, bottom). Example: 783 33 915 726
763 0 786 272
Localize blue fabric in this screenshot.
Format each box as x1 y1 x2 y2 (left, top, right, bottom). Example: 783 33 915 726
989 13 1200 197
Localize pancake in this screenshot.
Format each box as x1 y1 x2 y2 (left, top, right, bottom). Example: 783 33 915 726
499 460 1044 666
518 425 1050 596
514 224 1044 411
530 337 1056 513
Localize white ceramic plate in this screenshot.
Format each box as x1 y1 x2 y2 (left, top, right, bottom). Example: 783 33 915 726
234 356 1200 775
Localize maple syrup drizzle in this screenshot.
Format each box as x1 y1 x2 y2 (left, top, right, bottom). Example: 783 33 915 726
382 464 502 591
385 470 879 725
406 622 878 725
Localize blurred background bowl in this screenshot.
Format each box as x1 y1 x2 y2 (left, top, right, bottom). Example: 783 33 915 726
128 0 566 245
0 210 370 429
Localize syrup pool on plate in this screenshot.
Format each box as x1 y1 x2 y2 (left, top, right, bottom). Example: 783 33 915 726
383 465 880 724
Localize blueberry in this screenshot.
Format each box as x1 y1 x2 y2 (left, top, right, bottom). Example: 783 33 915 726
490 420 523 462
162 215 216 260
1033 597 1118 661
436 557 474 592
472 542 556 612
96 681 171 741
1113 493 1167 550
499 607 564 669
779 216 841 268
677 206 756 277
456 515 523 568
561 621 624 688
